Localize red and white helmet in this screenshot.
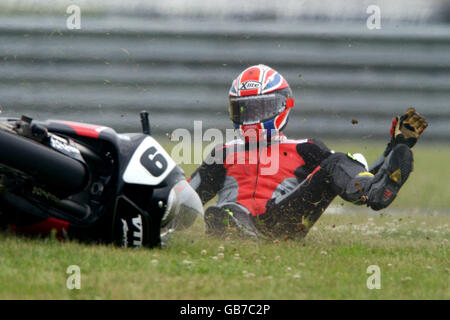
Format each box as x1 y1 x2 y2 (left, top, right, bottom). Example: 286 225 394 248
228 64 294 138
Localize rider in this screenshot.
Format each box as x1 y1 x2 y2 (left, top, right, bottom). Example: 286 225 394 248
189 64 428 238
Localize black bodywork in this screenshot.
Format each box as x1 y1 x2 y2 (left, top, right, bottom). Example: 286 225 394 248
0 115 185 248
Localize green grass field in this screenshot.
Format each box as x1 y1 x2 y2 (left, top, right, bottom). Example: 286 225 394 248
0 141 449 299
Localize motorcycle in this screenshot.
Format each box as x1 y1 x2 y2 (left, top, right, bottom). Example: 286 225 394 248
0 112 203 248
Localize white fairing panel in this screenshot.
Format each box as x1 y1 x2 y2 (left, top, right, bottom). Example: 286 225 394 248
123 137 176 186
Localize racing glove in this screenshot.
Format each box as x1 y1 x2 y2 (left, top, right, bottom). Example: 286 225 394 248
370 108 428 174
389 107 428 149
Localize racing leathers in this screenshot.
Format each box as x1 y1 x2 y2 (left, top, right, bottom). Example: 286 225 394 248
189 133 413 238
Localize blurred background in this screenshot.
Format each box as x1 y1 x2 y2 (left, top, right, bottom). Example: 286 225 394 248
0 0 449 142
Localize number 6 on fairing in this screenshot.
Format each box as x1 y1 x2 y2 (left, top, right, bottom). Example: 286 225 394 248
140 146 168 177
123 136 176 186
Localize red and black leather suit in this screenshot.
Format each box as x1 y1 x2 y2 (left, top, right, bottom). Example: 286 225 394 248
189 134 372 237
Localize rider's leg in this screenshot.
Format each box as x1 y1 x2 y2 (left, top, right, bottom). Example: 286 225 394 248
322 144 414 210
262 164 337 238
262 144 414 237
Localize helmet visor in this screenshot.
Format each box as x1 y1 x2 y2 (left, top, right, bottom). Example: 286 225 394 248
229 94 286 125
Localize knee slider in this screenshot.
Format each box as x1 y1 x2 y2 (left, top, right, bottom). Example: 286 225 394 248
342 173 374 204
321 152 373 202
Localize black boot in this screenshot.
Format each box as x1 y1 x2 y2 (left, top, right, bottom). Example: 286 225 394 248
204 204 258 238
367 144 413 210
204 206 229 236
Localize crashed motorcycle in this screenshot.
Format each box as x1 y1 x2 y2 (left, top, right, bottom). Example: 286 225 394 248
0 112 203 248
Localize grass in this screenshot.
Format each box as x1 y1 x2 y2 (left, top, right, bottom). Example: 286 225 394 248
0 213 448 299
0 140 448 299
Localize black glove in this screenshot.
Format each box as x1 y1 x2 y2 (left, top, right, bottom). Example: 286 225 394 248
389 107 428 149
371 108 428 174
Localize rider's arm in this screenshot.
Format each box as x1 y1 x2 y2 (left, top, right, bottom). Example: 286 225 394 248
189 144 227 205
369 108 428 174
294 139 333 181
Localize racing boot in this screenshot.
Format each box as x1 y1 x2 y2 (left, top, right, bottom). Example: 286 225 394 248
366 144 413 210
204 204 258 238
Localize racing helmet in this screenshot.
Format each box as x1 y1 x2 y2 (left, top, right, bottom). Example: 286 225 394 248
228 64 294 138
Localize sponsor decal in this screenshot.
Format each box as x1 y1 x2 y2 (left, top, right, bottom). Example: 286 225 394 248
239 81 261 90
49 135 83 161
132 215 143 247
121 218 129 248
383 189 393 200
390 169 402 183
